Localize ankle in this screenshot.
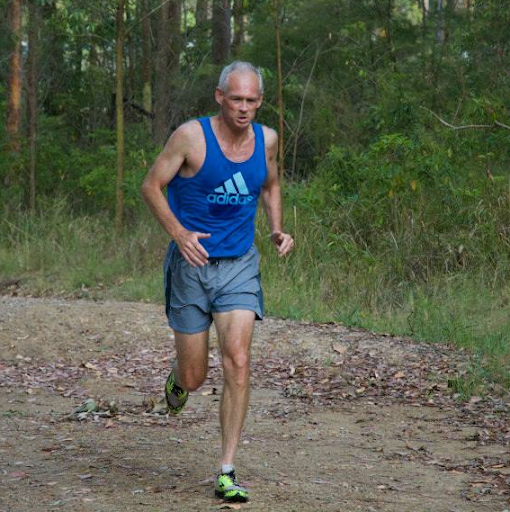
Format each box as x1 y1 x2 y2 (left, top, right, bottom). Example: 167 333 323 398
221 463 235 474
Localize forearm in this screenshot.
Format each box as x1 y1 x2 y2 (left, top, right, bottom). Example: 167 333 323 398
141 183 185 240
261 182 283 234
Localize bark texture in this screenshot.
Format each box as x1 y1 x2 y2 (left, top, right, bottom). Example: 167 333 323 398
6 0 23 164
116 0 126 232
153 0 171 144
274 0 284 180
27 0 41 210
232 0 244 52
141 0 152 132
212 0 231 64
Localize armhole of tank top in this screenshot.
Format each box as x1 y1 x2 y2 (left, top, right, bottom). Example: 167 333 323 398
258 124 269 183
175 118 208 181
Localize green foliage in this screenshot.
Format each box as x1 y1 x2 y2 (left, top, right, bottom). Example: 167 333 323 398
3 0 510 395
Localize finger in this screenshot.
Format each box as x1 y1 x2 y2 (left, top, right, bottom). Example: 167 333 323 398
195 242 209 260
183 253 197 268
184 246 207 267
196 232 211 239
278 237 294 257
191 247 208 266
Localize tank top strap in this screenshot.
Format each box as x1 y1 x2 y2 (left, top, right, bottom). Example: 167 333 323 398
198 117 223 160
252 122 266 161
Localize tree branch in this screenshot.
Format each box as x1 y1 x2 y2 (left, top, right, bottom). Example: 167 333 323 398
420 106 510 131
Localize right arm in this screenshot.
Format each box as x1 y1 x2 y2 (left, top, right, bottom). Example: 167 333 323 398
141 123 210 267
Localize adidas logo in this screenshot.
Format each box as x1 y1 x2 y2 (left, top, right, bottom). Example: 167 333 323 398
207 172 254 205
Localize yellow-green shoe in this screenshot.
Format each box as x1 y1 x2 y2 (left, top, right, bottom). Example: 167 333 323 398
164 370 189 415
215 470 249 502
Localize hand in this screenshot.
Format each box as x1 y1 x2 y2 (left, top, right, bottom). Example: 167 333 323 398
270 231 294 258
175 229 211 267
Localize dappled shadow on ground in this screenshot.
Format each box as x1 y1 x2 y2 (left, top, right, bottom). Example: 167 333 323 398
0 297 508 511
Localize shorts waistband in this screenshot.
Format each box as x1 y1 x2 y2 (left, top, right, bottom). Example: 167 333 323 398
208 257 236 266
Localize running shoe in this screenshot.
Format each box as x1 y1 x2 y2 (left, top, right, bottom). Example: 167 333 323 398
215 470 249 502
164 369 189 414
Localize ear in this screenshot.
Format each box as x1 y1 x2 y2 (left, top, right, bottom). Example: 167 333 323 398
215 87 224 106
256 95 264 109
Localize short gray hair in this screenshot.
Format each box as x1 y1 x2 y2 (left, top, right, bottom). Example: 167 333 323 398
218 61 264 95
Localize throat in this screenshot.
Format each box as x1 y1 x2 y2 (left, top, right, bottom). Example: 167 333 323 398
212 116 255 162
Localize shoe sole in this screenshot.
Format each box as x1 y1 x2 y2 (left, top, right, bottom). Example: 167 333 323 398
215 490 249 503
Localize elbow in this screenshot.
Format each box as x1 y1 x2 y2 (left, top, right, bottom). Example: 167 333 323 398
141 180 150 203
141 178 157 203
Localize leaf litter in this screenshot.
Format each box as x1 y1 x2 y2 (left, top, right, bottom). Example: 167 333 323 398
1 297 510 507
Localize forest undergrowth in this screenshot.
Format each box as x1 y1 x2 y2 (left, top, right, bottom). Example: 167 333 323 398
2 164 510 399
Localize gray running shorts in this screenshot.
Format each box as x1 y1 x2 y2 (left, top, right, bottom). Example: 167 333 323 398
164 242 263 334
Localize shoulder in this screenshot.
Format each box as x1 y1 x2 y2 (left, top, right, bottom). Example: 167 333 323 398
163 119 203 155
260 125 278 148
260 125 278 161
170 119 202 143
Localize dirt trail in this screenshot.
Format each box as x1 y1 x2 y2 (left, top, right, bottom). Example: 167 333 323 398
0 296 509 512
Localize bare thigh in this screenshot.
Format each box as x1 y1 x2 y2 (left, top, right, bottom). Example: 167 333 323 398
213 310 256 367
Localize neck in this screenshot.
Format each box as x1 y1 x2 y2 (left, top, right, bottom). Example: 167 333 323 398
215 114 251 144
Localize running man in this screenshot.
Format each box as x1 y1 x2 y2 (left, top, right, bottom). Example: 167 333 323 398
141 61 294 503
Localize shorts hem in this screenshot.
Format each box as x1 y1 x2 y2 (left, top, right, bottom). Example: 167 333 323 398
211 305 263 321
168 320 212 335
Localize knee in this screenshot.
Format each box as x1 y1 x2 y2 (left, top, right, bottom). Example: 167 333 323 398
223 352 250 383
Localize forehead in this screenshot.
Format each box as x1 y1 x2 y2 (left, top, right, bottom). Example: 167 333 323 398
224 71 261 96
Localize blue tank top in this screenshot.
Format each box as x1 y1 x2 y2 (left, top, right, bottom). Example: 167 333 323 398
167 117 268 258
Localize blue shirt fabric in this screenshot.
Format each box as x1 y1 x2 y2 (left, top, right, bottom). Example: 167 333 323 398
167 117 268 258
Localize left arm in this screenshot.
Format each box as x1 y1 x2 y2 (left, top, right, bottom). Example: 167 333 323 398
261 127 294 257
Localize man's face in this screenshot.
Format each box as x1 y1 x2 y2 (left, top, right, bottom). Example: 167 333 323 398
215 71 263 129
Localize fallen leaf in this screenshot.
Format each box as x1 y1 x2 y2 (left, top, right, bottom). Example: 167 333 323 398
394 371 405 379
8 471 27 479
332 342 348 354
196 477 215 486
405 441 416 451
312 479 332 484
150 397 168 414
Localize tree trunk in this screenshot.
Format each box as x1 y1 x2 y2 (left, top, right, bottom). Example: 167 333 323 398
116 0 126 232
374 0 396 69
212 0 231 64
126 4 136 99
41 1 65 116
274 0 284 180
232 0 244 53
168 0 182 70
153 0 181 144
27 0 40 211
153 0 170 144
384 0 397 68
6 0 23 188
417 0 429 33
196 0 208 26
194 0 209 51
436 0 445 44
141 0 152 133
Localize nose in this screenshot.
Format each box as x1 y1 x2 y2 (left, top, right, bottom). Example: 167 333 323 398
239 100 248 112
